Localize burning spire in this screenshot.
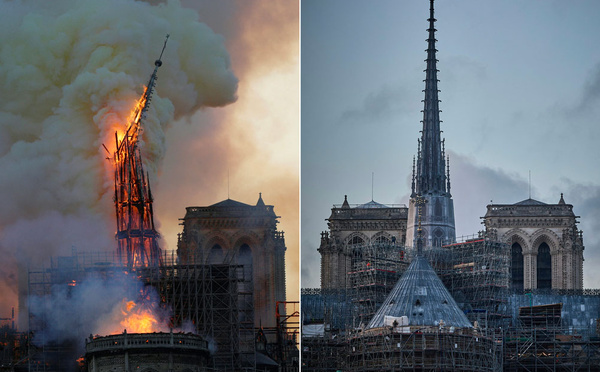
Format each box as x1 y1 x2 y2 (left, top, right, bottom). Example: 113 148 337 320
113 35 169 269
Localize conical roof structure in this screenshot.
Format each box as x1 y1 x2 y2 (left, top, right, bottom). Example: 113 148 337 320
367 255 471 329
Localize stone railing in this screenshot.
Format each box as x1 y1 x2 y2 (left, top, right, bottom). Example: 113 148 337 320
86 330 209 354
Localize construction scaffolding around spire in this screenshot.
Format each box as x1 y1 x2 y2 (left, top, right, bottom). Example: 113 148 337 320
347 242 409 329
112 35 169 270
439 236 511 329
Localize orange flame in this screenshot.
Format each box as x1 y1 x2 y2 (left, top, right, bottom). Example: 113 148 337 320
121 86 148 145
118 299 162 334
104 87 149 156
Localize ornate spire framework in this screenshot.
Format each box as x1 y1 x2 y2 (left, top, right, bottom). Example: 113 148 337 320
406 0 455 248
411 0 449 198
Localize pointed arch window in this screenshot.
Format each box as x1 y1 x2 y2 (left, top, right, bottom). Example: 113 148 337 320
207 244 224 264
349 236 365 270
375 235 391 245
433 228 444 247
511 243 524 291
537 243 552 289
435 199 442 217
239 244 253 281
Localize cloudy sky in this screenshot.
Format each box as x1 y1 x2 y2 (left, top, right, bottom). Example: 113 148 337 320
0 0 299 323
301 0 600 289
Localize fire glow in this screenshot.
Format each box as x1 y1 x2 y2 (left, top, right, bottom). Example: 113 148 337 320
113 87 148 150
118 299 162 334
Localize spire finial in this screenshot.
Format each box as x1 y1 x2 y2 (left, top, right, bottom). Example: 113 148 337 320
256 192 265 206
155 34 169 67
342 194 350 209
414 0 445 196
529 170 531 199
371 172 374 201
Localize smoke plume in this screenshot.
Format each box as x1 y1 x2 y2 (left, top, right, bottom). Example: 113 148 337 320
0 0 238 324
29 274 161 344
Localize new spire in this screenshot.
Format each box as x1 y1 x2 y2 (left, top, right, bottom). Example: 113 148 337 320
412 0 448 197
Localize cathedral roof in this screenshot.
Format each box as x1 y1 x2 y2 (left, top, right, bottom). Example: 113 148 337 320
367 255 472 329
210 198 252 208
357 200 389 209
184 195 278 220
514 198 547 206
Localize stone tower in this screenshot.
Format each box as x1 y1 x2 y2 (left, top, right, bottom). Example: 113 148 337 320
177 194 287 327
318 195 408 290
405 0 455 249
483 194 584 290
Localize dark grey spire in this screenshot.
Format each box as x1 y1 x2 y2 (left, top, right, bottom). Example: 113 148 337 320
413 0 448 197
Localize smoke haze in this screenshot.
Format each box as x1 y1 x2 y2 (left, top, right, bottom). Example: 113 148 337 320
0 0 239 324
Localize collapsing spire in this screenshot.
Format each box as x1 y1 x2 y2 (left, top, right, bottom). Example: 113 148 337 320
113 35 169 269
411 0 449 197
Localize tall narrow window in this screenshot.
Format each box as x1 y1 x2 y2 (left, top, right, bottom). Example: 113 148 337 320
511 243 524 291
238 244 253 321
435 199 442 217
239 244 253 281
433 228 444 247
207 244 223 264
349 236 364 270
537 243 552 289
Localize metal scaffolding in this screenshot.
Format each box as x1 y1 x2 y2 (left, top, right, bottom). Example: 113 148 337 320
440 237 511 328
347 242 409 328
274 301 299 370
301 335 346 372
346 326 501 372
140 255 255 371
503 304 600 371
27 250 255 372
305 236 600 371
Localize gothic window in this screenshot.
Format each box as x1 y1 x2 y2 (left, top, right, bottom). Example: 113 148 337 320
433 228 444 247
349 236 364 246
374 235 391 245
207 244 224 264
435 199 442 217
511 243 524 291
348 236 364 269
537 242 552 289
239 244 253 281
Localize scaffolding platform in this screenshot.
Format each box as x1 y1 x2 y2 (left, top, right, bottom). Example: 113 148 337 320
27 250 254 372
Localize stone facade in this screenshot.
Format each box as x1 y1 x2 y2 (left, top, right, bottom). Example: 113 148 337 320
483 194 584 290
319 196 408 289
177 194 286 328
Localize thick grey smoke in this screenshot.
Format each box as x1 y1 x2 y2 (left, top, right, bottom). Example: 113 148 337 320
29 274 164 344
0 0 238 323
